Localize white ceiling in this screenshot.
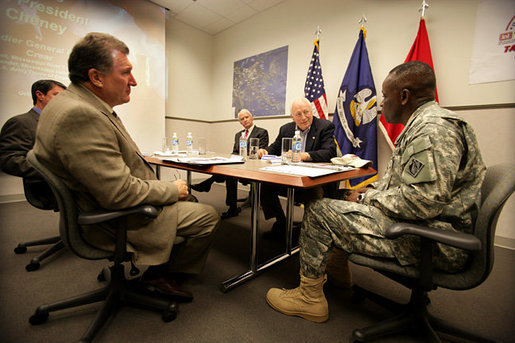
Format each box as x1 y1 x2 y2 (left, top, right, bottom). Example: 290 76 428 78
150 0 287 35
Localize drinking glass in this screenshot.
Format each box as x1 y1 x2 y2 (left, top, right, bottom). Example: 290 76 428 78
161 137 170 153
249 138 259 159
281 137 292 163
198 137 207 155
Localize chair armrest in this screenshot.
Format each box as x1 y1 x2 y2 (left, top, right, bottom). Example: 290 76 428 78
386 223 481 251
78 205 160 225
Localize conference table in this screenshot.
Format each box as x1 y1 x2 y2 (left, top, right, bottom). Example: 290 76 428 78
145 155 375 292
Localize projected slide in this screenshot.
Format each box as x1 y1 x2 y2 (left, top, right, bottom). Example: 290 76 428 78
0 0 166 151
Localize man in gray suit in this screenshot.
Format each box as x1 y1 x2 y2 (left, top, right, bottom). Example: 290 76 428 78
0 79 66 207
191 109 269 218
33 32 220 300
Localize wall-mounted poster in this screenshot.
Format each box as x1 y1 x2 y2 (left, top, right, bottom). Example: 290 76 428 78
232 45 288 117
469 0 515 84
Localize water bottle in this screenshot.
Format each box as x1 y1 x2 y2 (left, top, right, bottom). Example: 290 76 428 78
239 132 247 158
186 132 193 155
171 132 179 154
292 130 302 163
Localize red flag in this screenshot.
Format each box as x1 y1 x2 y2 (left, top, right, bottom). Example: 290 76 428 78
379 18 438 147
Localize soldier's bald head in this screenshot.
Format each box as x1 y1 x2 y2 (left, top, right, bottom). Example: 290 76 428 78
388 61 435 101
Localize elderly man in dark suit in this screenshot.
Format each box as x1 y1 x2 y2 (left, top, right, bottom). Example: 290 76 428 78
0 79 66 207
33 32 220 300
258 97 337 238
191 109 269 218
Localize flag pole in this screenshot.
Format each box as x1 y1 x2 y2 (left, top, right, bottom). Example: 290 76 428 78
358 13 368 28
358 13 367 26
315 25 322 40
419 0 429 18
358 14 368 37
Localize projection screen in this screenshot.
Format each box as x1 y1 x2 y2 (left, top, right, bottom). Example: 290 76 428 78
0 0 166 152
0 0 166 197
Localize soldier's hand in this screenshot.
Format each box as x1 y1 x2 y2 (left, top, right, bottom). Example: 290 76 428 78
258 149 268 159
345 188 368 202
173 179 189 200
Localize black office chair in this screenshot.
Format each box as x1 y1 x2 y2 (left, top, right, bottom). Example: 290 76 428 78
348 163 514 343
26 150 179 343
14 178 64 271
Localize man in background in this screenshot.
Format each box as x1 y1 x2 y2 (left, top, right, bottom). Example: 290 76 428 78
258 97 337 238
0 80 66 178
191 109 268 219
0 79 66 207
34 32 220 299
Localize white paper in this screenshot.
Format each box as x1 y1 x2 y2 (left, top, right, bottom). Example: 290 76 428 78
260 164 347 177
163 155 244 165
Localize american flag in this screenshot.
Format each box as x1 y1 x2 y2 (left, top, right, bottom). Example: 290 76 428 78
304 39 328 119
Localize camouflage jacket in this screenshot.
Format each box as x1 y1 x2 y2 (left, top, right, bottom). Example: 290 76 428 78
362 101 486 234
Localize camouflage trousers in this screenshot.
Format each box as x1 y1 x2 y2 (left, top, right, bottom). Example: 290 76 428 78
300 197 469 278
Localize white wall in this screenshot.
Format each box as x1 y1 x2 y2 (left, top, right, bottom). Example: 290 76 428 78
166 18 213 120
165 0 515 246
209 0 514 120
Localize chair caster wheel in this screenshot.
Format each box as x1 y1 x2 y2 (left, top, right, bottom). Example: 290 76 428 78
162 303 178 322
352 329 366 342
14 246 27 254
29 310 49 325
26 262 40 271
162 309 177 322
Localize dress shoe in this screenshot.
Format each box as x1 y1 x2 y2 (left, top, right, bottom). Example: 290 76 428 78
221 206 241 219
191 179 213 192
139 273 193 303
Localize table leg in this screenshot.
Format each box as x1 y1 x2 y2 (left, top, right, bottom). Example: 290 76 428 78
155 165 161 180
220 183 300 292
187 170 191 192
285 187 294 253
221 181 260 292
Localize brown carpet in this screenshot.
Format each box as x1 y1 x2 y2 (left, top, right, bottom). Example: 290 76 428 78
0 183 514 343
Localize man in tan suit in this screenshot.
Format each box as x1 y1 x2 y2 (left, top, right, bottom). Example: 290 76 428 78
33 32 220 300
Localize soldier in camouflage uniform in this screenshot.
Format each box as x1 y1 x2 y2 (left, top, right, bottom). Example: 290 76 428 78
266 61 486 323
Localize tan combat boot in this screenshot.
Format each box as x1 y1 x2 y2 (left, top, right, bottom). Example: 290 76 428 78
326 247 352 289
266 274 328 323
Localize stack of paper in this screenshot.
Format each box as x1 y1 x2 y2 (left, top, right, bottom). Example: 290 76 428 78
261 155 282 164
163 155 244 165
261 164 348 177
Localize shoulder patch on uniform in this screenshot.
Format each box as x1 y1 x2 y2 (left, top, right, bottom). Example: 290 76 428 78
406 158 424 178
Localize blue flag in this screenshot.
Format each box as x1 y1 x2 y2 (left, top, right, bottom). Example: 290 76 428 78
333 28 378 188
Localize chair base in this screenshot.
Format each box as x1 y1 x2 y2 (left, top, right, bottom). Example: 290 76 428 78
14 236 65 271
29 264 178 343
352 285 501 343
